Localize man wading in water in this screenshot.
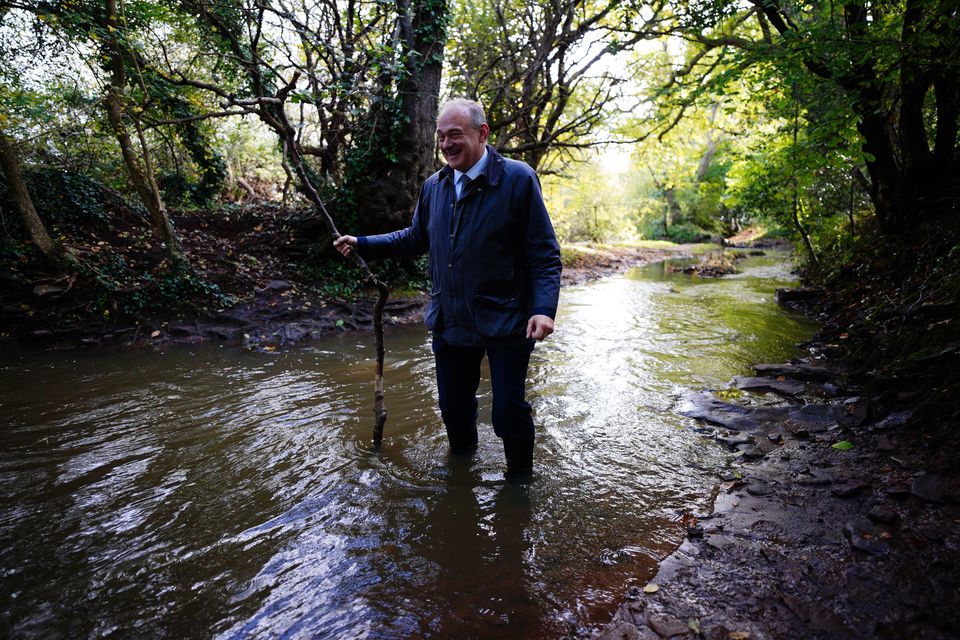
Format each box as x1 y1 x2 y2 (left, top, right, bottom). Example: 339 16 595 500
334 98 562 478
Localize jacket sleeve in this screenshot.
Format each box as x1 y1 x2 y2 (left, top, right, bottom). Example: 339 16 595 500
356 181 432 259
520 171 562 319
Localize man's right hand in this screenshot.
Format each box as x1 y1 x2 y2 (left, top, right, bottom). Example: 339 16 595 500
333 235 358 257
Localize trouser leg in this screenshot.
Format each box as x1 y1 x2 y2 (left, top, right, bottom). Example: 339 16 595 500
432 337 484 452
487 342 536 473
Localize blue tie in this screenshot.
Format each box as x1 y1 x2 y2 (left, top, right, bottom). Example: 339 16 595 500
457 174 470 199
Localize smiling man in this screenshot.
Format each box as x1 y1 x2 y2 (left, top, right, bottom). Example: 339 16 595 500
334 98 562 477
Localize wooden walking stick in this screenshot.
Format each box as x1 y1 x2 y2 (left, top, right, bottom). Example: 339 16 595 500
271 83 390 445
221 73 390 445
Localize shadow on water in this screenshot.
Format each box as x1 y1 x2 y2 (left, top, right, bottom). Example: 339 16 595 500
0 251 818 638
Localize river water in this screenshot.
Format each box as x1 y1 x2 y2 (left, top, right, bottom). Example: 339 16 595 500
0 253 817 639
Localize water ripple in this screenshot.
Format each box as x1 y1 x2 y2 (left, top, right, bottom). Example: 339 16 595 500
0 252 817 638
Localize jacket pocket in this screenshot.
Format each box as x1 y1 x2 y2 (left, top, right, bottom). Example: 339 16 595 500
424 289 442 331
473 293 526 338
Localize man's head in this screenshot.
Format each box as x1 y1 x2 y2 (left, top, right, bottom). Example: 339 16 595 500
436 99 490 172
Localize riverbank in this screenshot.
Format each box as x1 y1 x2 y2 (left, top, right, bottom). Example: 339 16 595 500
1 205 703 351
596 260 960 638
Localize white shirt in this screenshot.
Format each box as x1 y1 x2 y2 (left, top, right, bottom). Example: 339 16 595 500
454 148 489 199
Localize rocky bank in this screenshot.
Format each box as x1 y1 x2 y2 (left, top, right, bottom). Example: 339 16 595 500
595 303 960 640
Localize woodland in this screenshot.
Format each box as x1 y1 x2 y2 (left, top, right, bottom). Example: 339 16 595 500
0 0 957 412
2 0 960 637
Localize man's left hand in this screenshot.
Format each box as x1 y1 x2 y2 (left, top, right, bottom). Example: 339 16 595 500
526 315 554 341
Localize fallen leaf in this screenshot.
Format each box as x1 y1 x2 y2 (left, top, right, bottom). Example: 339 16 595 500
729 632 750 640
150 330 160 338
832 440 855 451
688 617 701 634
642 583 659 594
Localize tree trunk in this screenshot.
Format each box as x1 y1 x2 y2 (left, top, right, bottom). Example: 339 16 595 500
350 0 447 235
103 0 183 263
0 134 62 261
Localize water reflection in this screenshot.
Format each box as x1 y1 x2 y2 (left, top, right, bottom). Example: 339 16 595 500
0 252 818 638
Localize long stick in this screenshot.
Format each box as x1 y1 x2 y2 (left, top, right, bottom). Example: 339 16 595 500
272 80 389 445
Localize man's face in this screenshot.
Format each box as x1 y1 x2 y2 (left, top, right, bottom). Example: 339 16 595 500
436 107 489 172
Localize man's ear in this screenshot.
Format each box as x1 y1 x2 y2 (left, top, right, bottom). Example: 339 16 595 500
478 123 490 143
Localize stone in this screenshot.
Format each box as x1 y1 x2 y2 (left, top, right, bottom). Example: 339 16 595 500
746 482 775 496
911 474 956 504
870 411 913 431
843 520 889 555
867 505 899 525
281 323 309 342
774 287 824 303
719 433 754 448
832 480 870 498
754 362 833 381
678 391 790 431
594 619 645 640
33 284 67 296
733 376 806 397
266 279 293 291
742 446 767 460
167 323 197 336
646 613 690 638
885 484 912 500
703 625 731 640
875 435 895 452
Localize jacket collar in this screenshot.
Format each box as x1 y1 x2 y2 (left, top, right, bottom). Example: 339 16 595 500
439 144 505 187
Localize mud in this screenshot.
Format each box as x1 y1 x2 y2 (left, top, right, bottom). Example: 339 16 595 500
596 330 960 639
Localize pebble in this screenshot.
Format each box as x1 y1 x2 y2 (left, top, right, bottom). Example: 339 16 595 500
885 484 912 499
646 613 689 638
831 480 870 498
911 474 955 503
742 447 766 460
746 483 775 496
843 520 889 555
875 434 895 452
867 505 899 525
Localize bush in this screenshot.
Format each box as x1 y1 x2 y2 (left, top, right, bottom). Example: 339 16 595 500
664 223 712 244
0 167 126 231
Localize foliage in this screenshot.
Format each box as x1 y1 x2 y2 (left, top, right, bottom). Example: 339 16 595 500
299 248 429 299
542 157 639 244
101 261 231 318
445 0 651 172
0 166 120 230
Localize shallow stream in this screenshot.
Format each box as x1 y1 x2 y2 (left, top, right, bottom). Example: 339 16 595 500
0 252 818 638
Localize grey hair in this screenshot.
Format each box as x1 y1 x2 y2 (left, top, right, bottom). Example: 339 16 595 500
438 98 486 130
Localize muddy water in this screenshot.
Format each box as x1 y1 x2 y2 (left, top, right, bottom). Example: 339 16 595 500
0 253 817 639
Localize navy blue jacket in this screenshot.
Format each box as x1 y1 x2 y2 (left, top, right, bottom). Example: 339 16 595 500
357 145 562 346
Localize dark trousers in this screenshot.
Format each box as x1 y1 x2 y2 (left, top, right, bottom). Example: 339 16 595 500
432 338 536 468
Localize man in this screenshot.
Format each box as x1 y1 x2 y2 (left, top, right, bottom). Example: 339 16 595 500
334 98 561 477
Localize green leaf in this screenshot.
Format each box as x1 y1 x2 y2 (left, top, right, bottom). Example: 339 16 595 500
832 440 854 451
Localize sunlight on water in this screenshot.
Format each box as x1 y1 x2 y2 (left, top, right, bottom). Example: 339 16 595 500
0 252 817 638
